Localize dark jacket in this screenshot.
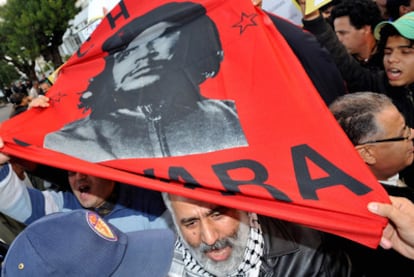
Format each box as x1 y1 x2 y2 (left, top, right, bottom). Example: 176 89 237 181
9 105 28 118
328 184 414 277
259 216 352 277
340 184 414 277
383 183 414 202
268 14 346 105
352 51 383 72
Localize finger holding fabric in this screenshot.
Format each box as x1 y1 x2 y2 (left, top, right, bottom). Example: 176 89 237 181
28 95 50 109
368 196 414 260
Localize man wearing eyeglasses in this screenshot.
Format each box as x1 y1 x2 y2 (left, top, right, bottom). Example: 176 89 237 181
329 91 414 276
330 92 414 194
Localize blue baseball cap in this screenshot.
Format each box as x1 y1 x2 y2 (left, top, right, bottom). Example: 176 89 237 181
1 210 175 276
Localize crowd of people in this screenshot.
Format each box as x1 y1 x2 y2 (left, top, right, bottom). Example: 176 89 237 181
3 78 52 119
1 0 414 276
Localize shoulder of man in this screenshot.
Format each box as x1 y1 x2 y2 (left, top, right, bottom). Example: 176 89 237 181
259 215 323 251
258 215 352 276
116 183 166 215
265 13 346 105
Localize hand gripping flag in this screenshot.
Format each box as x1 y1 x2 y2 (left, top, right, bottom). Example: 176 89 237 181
0 0 389 247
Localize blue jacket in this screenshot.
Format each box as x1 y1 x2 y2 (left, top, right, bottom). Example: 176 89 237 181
0 164 171 233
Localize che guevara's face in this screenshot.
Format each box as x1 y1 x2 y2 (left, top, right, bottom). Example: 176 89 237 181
112 21 181 92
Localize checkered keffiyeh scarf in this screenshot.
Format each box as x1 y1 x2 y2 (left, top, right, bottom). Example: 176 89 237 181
169 213 264 277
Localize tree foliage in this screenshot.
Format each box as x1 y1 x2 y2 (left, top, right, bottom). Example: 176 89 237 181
0 0 79 80
0 61 21 88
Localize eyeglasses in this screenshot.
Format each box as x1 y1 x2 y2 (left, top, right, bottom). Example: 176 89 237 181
359 126 412 145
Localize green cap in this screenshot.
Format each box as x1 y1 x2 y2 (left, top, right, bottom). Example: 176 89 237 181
374 11 414 40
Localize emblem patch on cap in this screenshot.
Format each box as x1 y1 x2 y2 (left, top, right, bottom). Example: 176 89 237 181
86 211 118 241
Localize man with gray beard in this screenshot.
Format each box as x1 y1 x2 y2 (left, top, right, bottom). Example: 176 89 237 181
163 194 353 277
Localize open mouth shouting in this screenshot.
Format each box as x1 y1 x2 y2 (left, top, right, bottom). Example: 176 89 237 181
386 68 402 82
76 183 92 203
79 184 91 194
205 245 232 262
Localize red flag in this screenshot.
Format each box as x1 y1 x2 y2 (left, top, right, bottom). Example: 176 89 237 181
0 0 389 247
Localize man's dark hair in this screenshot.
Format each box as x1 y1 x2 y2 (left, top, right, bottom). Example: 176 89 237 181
39 78 51 86
331 0 383 31
329 92 394 145
9 93 26 105
386 0 411 21
79 2 223 116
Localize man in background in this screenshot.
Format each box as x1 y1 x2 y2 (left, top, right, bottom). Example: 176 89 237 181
330 0 383 69
329 91 414 276
163 193 352 276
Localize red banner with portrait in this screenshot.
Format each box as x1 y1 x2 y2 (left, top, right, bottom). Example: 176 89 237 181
0 0 389 247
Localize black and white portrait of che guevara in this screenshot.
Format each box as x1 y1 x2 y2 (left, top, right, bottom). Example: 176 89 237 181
44 2 247 162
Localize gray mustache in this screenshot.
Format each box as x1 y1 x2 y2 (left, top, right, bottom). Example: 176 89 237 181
199 238 233 253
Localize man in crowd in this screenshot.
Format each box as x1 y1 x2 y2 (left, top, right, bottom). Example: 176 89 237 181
28 80 40 99
8 92 30 118
39 78 51 95
300 6 414 126
163 193 352 276
330 92 414 197
330 0 383 69
0 140 171 235
300 3 414 183
329 91 414 275
387 0 414 20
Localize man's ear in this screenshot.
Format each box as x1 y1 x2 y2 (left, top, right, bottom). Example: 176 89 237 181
400 5 411 17
355 145 376 165
363 25 372 35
